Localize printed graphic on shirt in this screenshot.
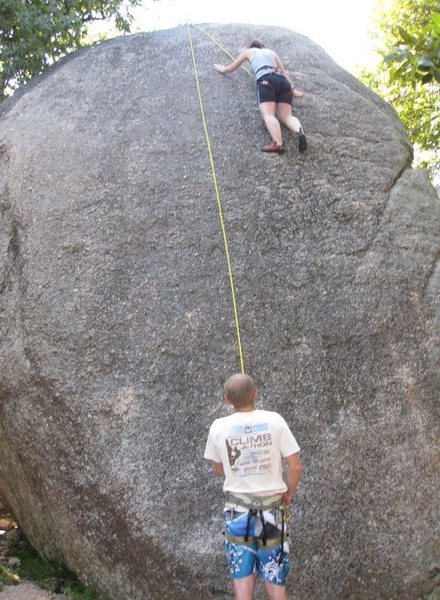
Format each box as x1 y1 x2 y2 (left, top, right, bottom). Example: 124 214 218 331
226 439 242 466
225 422 273 477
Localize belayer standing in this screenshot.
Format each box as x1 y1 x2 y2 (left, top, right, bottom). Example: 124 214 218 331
214 40 307 154
204 374 302 600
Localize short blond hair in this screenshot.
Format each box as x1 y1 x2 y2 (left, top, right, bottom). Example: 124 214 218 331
224 374 256 409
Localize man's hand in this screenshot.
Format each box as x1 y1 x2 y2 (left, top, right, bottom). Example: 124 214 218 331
213 462 225 476
293 89 304 98
281 491 294 505
214 64 226 74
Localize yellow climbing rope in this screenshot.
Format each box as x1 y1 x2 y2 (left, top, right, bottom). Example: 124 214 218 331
187 23 246 374
191 24 253 78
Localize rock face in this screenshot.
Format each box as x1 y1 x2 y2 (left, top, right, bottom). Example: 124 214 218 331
0 23 439 600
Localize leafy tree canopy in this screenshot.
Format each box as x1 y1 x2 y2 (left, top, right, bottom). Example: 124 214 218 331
360 0 439 180
0 0 140 98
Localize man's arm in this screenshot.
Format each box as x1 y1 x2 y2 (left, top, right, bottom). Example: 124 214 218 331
213 461 225 477
281 453 302 505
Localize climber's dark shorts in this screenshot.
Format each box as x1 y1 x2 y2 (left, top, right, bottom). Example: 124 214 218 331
256 73 293 104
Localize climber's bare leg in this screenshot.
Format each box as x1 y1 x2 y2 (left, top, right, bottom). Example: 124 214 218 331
264 581 289 600
233 574 255 600
276 102 301 134
259 102 283 145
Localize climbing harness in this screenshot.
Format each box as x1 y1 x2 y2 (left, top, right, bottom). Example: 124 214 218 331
258 79 276 91
226 493 283 511
187 22 245 374
224 493 290 564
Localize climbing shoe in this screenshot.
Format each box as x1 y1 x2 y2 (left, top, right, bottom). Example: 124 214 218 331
298 129 307 152
262 141 285 153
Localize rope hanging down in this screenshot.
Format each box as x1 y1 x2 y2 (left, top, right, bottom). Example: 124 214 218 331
186 23 245 375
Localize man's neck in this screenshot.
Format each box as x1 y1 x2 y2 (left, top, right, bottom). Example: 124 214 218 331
235 404 256 413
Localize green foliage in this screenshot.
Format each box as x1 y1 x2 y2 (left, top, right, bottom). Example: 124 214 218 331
383 9 440 85
0 563 20 589
360 0 440 179
2 535 102 599
0 0 141 98
15 545 70 584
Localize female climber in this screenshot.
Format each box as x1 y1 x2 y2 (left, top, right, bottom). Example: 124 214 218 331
214 40 307 154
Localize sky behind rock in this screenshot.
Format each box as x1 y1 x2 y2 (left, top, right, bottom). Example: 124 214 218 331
129 0 380 73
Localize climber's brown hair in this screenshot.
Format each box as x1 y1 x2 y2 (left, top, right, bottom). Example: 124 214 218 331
248 40 265 49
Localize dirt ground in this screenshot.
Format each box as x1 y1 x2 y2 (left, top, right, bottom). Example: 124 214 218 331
0 583 68 600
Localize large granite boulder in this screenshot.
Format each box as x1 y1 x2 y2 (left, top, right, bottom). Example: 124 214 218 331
0 23 439 600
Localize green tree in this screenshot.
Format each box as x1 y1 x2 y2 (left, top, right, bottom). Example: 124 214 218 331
0 0 141 98
383 8 440 85
360 0 440 179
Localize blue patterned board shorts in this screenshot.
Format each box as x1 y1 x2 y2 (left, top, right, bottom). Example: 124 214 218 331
223 509 291 585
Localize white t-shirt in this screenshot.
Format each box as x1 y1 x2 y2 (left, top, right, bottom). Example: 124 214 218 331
204 409 300 496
